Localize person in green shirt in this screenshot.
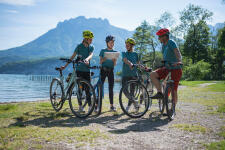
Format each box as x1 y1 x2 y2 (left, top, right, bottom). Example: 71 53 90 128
122 38 140 112
60 30 94 112
98 35 118 112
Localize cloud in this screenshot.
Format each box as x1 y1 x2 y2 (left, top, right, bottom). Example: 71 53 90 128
4 9 19 13
0 0 35 6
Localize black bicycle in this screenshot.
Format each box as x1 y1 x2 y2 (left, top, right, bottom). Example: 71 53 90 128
49 57 96 118
119 63 153 118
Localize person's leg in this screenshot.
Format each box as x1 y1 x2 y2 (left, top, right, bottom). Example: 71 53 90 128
108 69 114 106
150 68 168 99
171 69 182 106
82 72 91 106
150 71 161 92
76 71 83 106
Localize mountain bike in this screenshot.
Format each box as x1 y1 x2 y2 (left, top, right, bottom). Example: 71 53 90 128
158 61 183 120
49 57 96 118
119 62 153 118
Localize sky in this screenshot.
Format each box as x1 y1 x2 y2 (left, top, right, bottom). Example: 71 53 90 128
0 0 224 50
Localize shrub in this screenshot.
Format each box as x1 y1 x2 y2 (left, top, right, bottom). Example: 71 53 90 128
183 60 211 80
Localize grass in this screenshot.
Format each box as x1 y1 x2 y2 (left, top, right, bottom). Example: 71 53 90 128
0 81 224 149
171 124 208 134
180 80 213 87
0 101 108 149
205 81 225 92
205 126 225 150
178 81 225 115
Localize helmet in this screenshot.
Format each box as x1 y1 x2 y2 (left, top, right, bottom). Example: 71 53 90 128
125 38 136 45
105 35 115 43
83 30 94 39
156 28 170 36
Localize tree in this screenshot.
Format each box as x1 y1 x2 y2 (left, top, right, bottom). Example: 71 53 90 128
155 12 175 29
183 20 210 63
133 21 159 67
179 4 213 38
133 21 152 55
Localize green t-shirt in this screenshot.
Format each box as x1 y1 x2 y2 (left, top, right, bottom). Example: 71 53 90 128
122 51 139 77
99 49 117 68
74 43 94 72
162 40 181 69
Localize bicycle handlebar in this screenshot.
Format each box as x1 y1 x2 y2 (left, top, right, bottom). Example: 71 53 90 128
132 64 152 72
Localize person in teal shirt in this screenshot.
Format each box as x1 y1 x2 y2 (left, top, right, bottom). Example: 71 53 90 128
150 28 182 112
61 30 94 112
98 35 118 112
122 38 140 112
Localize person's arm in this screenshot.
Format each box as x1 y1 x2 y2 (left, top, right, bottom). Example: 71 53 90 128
112 58 117 66
174 48 182 65
84 52 93 65
100 56 107 64
61 52 77 70
123 58 133 69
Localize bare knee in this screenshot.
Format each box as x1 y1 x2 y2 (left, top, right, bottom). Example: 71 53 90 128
150 71 159 79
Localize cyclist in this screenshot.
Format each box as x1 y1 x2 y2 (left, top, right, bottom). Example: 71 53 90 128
150 28 182 108
121 38 140 111
98 35 118 112
60 30 94 112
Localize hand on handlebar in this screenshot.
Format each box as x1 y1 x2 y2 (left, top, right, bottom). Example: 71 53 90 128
60 66 66 70
84 59 89 65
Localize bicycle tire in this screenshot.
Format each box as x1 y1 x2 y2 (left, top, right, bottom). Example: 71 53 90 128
49 78 64 112
165 83 176 120
119 80 150 118
95 83 103 116
68 78 96 118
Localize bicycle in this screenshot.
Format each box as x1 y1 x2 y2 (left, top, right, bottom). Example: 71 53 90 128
89 66 104 116
156 61 183 120
49 57 96 118
119 62 153 118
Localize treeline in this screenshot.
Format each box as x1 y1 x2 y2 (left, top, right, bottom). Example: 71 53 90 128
132 4 225 80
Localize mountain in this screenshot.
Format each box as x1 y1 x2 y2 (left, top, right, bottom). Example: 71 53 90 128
0 16 133 66
208 23 225 36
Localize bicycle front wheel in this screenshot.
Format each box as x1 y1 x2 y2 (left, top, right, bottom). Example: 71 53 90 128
69 79 96 118
49 78 64 112
165 83 176 120
119 81 150 118
95 83 103 116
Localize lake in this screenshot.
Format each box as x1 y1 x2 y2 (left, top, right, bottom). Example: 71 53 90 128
0 74 122 103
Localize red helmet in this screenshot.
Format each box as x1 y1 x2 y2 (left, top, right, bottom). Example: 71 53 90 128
156 28 170 36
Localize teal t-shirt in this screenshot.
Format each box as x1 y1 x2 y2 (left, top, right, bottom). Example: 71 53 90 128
162 40 181 69
74 43 94 72
122 51 139 77
99 49 117 68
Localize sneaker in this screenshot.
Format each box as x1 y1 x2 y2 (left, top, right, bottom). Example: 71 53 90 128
78 106 85 113
94 106 99 113
110 106 116 112
150 92 164 99
126 106 130 112
88 106 92 112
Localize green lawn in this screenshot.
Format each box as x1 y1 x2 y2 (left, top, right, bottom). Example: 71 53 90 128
0 81 224 149
180 80 213 87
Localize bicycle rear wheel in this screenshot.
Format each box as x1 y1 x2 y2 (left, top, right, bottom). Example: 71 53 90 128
50 78 64 112
69 79 96 118
165 83 176 120
119 81 150 118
